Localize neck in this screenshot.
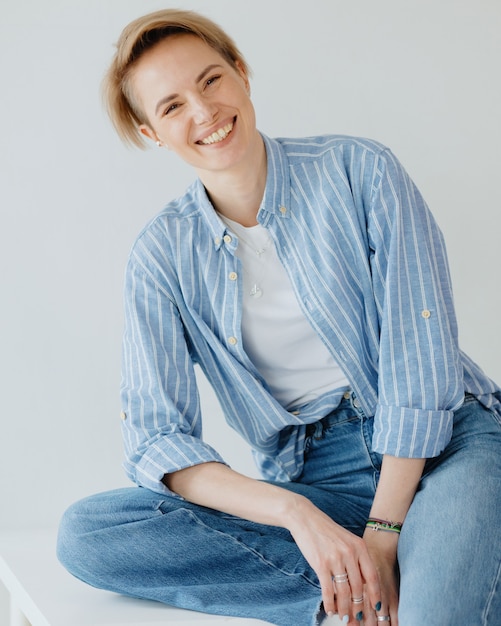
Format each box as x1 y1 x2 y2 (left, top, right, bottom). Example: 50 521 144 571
198 134 267 227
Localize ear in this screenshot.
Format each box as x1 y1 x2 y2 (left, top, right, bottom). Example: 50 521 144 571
235 60 250 94
139 124 159 144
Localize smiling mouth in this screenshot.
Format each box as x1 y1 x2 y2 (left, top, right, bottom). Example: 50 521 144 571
198 120 234 145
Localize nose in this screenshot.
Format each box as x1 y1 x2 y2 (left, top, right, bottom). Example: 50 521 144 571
190 96 217 125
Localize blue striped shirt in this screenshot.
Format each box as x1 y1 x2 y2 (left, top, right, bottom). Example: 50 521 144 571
120 134 501 493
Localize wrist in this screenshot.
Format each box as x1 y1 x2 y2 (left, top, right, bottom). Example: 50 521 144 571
281 492 318 531
363 525 399 558
365 517 402 534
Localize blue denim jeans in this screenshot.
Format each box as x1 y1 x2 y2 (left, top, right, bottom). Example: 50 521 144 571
57 394 501 626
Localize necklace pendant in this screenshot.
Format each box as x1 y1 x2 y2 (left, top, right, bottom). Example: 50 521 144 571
249 284 263 298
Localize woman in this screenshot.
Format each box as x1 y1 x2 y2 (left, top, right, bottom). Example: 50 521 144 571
57 9 501 626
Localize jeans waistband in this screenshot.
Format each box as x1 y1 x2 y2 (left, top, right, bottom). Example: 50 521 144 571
306 390 365 437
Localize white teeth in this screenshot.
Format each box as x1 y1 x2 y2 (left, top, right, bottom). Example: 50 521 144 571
200 122 233 145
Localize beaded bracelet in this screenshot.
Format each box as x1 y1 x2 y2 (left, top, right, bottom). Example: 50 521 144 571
366 517 403 534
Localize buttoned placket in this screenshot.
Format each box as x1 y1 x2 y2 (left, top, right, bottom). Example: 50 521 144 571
217 230 251 353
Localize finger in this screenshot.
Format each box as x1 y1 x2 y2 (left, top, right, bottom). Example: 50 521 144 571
375 601 392 625
319 570 336 617
332 572 351 623
344 564 365 623
388 598 399 626
361 590 377 626
349 591 365 623
358 550 382 613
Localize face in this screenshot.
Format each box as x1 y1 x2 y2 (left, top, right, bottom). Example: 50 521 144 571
132 34 259 176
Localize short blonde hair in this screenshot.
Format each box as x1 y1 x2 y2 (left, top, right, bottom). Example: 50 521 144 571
102 9 251 149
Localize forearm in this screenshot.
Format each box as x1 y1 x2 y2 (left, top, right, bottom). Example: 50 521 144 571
370 455 425 523
163 461 310 529
364 455 426 556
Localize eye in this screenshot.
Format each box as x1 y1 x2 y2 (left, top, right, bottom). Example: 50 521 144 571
205 74 221 88
164 102 180 116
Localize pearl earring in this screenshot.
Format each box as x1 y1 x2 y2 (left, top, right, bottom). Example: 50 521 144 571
156 140 162 147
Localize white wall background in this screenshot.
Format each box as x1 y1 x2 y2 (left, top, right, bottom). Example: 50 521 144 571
1 0 500 619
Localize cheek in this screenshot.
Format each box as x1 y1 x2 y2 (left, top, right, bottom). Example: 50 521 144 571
241 99 256 126
158 121 185 146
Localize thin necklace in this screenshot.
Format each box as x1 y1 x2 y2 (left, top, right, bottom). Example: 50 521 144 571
235 230 272 298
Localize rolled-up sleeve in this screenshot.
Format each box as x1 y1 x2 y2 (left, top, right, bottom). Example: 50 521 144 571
368 149 464 458
120 248 226 494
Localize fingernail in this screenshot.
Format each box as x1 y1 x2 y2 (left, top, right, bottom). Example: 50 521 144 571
356 611 363 621
375 601 382 611
327 612 334 618
342 616 349 624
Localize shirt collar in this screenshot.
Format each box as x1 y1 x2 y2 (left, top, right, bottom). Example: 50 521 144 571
258 133 291 225
194 132 292 249
193 179 228 250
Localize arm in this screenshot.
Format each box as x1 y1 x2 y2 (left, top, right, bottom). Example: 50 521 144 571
368 456 426 528
120 248 226 494
368 148 465 460
362 148 457 623
363 456 426 625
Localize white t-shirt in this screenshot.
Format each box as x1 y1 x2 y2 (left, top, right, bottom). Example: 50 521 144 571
222 216 349 409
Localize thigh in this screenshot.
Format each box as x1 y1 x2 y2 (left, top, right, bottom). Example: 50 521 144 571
398 396 501 624
291 400 380 535
57 484 298 560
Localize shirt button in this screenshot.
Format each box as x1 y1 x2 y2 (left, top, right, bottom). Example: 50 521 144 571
228 336 238 346
120 411 127 421
228 272 238 281
421 309 431 319
279 206 287 216
223 234 232 244
353 398 361 408
291 410 300 416
343 391 351 400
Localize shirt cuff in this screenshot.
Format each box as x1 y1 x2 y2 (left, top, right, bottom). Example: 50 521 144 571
124 433 228 495
372 404 454 458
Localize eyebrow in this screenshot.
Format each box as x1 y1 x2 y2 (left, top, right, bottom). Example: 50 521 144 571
154 63 224 116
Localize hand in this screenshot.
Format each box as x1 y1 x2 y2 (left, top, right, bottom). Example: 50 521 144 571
287 499 381 624
361 529 399 625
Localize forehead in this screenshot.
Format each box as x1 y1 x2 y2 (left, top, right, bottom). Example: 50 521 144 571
133 34 227 83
